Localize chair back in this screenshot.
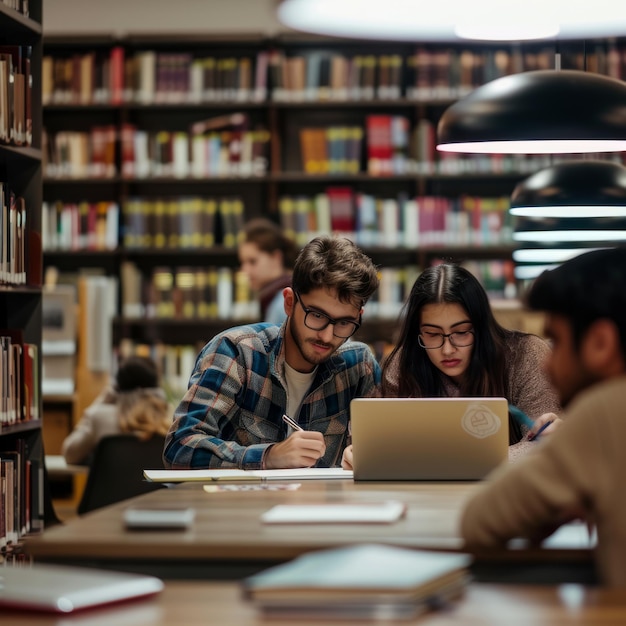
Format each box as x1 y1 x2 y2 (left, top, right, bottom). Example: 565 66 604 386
77 434 166 515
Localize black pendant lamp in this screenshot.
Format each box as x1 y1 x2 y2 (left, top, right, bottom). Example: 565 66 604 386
510 160 626 218
509 160 626 280
437 70 626 155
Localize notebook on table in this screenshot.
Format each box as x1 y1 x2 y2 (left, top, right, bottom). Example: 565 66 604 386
0 563 164 613
350 397 509 481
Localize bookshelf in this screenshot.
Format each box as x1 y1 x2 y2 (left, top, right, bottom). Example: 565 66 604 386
41 33 624 373
0 0 57 553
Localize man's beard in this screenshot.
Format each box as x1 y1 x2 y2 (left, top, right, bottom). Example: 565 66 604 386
288 320 340 367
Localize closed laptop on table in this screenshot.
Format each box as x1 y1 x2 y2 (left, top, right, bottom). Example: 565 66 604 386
350 397 508 481
0 563 163 613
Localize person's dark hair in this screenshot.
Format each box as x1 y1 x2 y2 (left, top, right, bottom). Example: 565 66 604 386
242 218 298 268
291 236 379 307
116 355 160 392
526 247 626 357
382 263 522 443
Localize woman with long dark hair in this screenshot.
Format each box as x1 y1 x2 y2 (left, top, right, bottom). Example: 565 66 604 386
343 263 561 468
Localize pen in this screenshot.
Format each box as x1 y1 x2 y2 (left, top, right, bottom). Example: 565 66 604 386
533 420 553 441
282 414 303 432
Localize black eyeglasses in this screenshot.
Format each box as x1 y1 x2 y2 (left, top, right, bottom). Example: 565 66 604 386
294 291 361 338
418 330 475 349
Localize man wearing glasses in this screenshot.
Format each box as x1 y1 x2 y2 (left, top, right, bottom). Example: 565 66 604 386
163 236 380 470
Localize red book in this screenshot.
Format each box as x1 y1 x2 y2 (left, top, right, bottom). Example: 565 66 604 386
120 122 136 178
109 46 125 104
326 186 355 234
365 115 392 176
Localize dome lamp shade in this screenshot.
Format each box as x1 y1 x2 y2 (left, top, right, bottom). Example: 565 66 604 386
436 70 626 154
510 160 626 218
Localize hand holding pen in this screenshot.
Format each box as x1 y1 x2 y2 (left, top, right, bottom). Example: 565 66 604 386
528 413 561 441
264 415 326 469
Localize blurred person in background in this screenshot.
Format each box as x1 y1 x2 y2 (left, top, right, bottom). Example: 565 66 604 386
62 355 172 465
238 218 298 324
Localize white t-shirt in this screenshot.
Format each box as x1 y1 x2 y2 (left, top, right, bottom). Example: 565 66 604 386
284 362 316 431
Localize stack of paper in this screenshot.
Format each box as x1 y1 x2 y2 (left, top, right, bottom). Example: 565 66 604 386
242 544 471 620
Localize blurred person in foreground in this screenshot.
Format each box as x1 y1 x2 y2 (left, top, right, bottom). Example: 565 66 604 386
461 248 626 586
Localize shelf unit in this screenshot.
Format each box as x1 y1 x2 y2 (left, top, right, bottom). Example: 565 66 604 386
0 0 59 552
40 33 624 373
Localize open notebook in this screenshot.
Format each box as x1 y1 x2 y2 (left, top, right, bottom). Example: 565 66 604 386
350 397 509 481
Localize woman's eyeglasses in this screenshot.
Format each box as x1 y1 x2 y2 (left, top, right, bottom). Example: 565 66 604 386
418 330 475 349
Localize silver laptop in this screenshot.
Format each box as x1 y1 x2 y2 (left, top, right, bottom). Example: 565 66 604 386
350 397 509 481
0 563 163 613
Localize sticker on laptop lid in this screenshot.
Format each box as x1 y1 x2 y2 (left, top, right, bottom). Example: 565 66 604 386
461 403 502 438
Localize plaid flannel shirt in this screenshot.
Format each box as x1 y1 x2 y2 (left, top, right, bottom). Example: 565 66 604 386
163 322 380 469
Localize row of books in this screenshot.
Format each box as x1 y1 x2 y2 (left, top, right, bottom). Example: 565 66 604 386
120 262 259 322
123 196 244 249
43 49 266 106
364 117 620 177
0 45 32 147
44 189 515 258
462 259 517 300
42 48 125 106
43 124 271 180
267 45 626 102
46 113 621 181
42 41 626 106
1 440 43 550
351 260 518 317
268 51 402 103
45 189 515 256
42 126 116 179
1 451 24 549
119 263 416 324
299 126 363 175
121 125 271 180
127 51 263 105
41 201 119 252
117 258 515 332
0 185 27 286
279 191 513 249
1 0 29 16
0 331 39 427
297 117 589 178
403 45 626 100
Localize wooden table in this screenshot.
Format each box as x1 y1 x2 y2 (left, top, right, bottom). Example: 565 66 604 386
4 582 624 626
25 479 596 582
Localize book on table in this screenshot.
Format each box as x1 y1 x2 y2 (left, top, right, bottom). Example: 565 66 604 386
143 467 353 483
242 543 471 620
